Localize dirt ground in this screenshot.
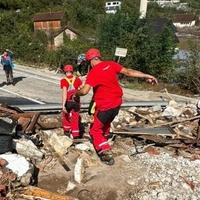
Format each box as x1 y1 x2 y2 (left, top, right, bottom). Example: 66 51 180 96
37 137 146 200
34 136 173 200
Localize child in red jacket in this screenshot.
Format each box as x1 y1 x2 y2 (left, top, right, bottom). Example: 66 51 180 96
60 65 82 139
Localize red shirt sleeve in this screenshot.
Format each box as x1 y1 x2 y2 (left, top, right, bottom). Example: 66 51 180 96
85 70 96 87
60 79 69 89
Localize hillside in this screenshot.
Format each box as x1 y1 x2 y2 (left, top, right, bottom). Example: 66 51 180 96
0 0 199 85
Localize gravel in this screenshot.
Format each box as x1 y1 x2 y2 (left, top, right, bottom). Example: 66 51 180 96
129 151 200 200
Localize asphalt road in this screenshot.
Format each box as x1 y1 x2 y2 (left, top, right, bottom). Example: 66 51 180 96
0 64 92 107
0 64 196 108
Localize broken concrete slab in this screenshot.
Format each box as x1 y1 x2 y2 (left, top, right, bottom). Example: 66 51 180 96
13 139 44 161
42 130 73 156
74 157 84 184
0 154 33 178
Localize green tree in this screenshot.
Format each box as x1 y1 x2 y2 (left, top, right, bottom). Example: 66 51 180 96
97 12 176 80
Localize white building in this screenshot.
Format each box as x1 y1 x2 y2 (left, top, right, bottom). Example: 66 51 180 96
52 26 79 49
105 1 122 14
148 0 180 7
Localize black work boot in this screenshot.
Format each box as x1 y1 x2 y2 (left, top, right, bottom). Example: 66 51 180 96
98 150 115 165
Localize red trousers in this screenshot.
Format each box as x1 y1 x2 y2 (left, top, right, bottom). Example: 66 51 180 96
62 110 80 138
90 106 120 153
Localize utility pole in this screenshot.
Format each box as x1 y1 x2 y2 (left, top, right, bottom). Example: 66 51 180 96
139 0 148 19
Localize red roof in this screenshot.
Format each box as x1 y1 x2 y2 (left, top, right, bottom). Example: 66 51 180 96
33 12 64 22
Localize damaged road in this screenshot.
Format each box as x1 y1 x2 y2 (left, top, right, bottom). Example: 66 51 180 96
1 99 200 200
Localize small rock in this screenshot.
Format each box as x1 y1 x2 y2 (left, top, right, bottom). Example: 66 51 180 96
129 120 138 127
66 181 76 192
0 159 7 168
75 143 91 151
116 124 121 129
157 192 168 200
127 179 135 186
20 172 32 186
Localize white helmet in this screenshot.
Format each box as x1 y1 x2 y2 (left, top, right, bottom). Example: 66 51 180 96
77 54 86 65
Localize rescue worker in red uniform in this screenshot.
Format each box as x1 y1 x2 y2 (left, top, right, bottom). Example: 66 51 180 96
75 48 158 165
60 65 82 139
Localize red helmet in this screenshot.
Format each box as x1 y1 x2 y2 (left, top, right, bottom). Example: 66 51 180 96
85 48 101 61
63 65 73 72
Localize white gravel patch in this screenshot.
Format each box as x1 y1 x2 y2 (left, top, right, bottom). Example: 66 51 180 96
129 152 200 200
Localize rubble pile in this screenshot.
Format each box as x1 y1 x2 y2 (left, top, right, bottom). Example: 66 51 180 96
0 158 16 200
0 100 200 199
113 100 200 158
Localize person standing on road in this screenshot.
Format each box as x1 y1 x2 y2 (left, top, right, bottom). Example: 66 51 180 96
60 64 82 139
1 49 14 85
75 48 158 165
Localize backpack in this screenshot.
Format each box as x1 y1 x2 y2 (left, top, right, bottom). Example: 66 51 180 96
65 76 76 101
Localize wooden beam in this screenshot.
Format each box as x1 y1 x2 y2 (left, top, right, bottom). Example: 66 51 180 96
20 186 74 200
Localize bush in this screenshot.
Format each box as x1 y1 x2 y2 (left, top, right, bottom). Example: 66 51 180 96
176 41 200 93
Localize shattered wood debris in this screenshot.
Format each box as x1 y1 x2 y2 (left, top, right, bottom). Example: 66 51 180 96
19 186 74 200
112 100 200 151
0 104 40 134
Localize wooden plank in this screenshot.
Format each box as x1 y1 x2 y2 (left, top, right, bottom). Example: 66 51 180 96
137 135 182 145
118 127 173 136
172 127 195 140
20 186 74 200
25 112 41 134
152 115 200 128
0 106 18 114
126 110 154 125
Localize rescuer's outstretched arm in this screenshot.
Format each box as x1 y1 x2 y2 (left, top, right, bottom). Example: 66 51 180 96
120 67 158 84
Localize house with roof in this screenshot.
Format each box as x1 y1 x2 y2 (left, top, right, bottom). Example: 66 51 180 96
172 14 196 28
33 12 65 34
33 12 80 49
53 26 80 48
148 0 180 7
